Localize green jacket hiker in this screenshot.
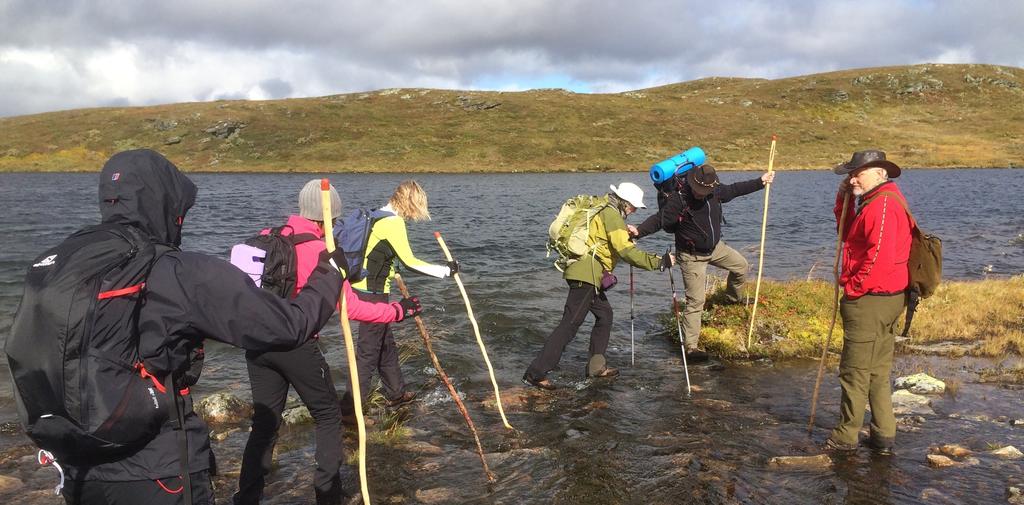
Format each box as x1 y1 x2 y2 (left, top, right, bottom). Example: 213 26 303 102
524 183 672 391
563 204 662 286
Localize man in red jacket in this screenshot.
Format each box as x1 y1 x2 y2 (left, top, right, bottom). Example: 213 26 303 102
826 150 912 456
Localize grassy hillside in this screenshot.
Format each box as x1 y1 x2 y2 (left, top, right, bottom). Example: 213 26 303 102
1 63 1022 172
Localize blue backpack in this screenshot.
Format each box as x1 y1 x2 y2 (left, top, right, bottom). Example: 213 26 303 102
333 208 394 282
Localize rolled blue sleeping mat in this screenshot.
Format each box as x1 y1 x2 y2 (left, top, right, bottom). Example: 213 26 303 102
650 146 706 184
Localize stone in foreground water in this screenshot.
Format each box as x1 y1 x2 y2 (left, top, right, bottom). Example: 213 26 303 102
892 389 934 415
768 454 832 469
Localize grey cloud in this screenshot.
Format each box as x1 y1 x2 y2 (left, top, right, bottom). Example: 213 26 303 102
259 78 293 98
1 0 1022 116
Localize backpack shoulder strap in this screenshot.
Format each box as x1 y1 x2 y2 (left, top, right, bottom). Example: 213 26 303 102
861 190 917 229
290 233 319 245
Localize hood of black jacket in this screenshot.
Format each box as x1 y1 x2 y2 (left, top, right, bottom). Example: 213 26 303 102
98 149 197 247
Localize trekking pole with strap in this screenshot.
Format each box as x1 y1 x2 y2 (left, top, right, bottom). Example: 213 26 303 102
630 264 635 367
394 274 496 483
434 231 513 430
746 135 777 350
807 192 850 434
320 179 371 505
666 249 692 396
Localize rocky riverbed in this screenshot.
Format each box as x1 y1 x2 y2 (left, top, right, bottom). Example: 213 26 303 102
3 353 1024 504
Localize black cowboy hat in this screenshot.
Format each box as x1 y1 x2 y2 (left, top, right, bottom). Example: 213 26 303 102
833 150 901 178
686 163 720 199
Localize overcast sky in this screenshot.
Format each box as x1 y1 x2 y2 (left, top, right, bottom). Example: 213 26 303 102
1 0 1022 117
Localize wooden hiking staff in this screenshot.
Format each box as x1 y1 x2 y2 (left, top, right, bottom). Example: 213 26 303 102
393 273 496 483
434 232 514 430
320 179 371 505
746 135 777 350
807 193 851 434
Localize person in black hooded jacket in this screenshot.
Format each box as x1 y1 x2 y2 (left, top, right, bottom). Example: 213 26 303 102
58 150 346 505
631 163 774 360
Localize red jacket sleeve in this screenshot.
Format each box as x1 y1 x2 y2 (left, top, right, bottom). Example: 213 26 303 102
844 195 902 298
342 280 400 323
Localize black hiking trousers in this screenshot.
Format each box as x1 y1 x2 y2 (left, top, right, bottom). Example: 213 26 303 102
526 280 613 378
236 339 350 505
340 291 408 415
62 471 213 505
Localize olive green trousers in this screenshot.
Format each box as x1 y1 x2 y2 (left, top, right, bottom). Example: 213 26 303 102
830 292 906 446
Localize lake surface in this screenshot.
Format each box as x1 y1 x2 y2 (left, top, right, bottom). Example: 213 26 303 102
0 169 1022 504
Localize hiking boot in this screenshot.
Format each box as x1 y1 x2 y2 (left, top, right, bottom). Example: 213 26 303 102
867 436 895 456
824 438 858 453
522 372 556 390
684 349 710 363
591 367 619 378
386 391 416 408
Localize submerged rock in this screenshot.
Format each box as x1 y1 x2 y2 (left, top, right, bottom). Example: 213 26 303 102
415 487 457 504
481 386 532 412
767 454 832 469
932 444 972 458
892 389 934 415
992 445 1024 460
894 373 946 394
1009 486 1024 504
196 393 252 425
0 475 24 493
927 454 956 468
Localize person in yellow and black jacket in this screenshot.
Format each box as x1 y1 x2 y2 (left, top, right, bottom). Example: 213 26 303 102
523 183 673 390
340 180 456 420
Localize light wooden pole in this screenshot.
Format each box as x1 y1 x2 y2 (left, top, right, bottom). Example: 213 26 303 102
434 232 513 430
393 274 496 483
746 135 777 350
807 193 851 434
320 179 370 505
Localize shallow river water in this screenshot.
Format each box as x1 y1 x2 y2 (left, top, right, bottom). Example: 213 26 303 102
0 169 1022 504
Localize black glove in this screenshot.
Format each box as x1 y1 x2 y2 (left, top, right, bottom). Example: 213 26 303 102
447 260 460 276
394 296 422 321
325 247 350 279
660 251 673 272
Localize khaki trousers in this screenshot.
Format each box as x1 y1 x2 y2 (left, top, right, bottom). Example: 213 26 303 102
676 241 748 349
830 292 906 446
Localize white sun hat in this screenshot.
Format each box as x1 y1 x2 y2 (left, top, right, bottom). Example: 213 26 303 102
609 182 647 209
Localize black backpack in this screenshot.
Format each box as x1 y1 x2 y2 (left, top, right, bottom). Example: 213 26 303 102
5 223 174 465
244 226 318 298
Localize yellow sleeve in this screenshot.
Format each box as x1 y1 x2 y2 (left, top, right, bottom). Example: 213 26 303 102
377 216 449 278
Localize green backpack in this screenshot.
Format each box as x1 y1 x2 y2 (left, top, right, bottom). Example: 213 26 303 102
547 195 609 272
862 190 942 337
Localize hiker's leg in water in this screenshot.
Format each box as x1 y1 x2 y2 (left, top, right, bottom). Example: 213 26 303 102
377 321 408 402
527 281 596 378
237 351 290 503
287 342 346 504
586 289 613 375
678 252 710 350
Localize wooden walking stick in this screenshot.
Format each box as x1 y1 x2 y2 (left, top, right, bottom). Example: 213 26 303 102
807 193 851 434
319 179 371 505
393 273 496 483
746 135 777 350
434 232 514 430
666 252 692 396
